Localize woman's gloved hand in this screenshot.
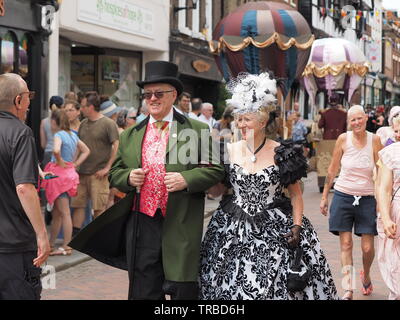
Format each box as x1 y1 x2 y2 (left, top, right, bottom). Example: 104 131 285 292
283 225 302 249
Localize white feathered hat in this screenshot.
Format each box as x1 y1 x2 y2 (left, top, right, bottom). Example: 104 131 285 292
226 72 278 115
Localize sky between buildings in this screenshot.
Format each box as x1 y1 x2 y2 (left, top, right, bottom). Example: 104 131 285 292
382 0 400 11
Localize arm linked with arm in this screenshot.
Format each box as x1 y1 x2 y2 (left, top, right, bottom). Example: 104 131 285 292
180 125 225 193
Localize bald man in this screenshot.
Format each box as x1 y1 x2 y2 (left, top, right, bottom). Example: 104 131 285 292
0 73 50 299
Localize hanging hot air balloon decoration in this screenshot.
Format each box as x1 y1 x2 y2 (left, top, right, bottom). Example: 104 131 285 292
209 1 315 97
302 38 370 105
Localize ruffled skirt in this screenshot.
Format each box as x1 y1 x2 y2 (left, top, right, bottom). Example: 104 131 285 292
199 205 338 300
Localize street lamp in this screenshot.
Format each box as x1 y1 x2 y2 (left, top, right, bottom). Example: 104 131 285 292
174 0 198 14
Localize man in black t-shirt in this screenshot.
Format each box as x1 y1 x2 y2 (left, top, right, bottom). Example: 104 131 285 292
0 73 50 300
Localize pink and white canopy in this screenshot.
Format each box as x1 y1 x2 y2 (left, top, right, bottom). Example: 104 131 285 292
302 38 370 105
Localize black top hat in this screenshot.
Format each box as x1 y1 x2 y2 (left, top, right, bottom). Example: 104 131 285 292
137 61 183 96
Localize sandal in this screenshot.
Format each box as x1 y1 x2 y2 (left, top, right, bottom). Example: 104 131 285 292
341 290 353 300
50 247 73 256
360 270 373 296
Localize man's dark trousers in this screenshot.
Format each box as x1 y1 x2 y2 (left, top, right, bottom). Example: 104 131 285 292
0 251 42 300
126 209 198 300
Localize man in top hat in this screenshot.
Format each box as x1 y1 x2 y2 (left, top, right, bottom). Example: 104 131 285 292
318 93 347 140
69 61 225 300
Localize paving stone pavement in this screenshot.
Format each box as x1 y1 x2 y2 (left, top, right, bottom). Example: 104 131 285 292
42 171 390 300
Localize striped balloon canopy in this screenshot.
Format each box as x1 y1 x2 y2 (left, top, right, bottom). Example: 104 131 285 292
210 1 314 97
302 38 370 105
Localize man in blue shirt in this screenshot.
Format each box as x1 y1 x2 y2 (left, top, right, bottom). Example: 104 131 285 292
292 112 308 143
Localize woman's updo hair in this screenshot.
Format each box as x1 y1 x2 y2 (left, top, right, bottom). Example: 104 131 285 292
257 106 271 124
49 95 64 111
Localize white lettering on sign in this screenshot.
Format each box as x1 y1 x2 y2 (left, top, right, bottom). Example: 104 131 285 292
78 0 154 38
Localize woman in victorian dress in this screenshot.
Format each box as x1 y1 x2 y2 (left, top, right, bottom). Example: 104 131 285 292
199 72 338 300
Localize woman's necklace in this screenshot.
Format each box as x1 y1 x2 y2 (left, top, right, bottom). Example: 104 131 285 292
247 136 267 163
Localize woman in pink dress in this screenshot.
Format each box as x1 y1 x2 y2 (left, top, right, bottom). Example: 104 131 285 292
376 106 400 146
376 140 400 300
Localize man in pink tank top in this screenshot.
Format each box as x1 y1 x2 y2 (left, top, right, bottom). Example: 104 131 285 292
320 105 383 300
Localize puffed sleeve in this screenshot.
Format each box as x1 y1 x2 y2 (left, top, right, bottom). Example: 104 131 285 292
378 144 400 170
274 139 308 187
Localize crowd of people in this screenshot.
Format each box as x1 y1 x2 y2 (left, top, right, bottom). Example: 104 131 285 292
1 62 400 301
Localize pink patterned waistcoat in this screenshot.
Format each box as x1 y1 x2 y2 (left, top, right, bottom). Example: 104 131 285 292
139 121 170 217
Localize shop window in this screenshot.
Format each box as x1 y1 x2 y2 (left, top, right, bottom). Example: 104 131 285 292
98 55 141 109
19 34 30 78
1 32 16 74
71 55 95 92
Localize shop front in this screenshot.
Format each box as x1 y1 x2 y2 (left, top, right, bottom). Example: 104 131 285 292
64 45 142 109
54 0 169 109
170 41 222 107
0 0 57 155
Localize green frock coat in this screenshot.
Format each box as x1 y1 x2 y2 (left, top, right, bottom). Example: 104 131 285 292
69 109 225 282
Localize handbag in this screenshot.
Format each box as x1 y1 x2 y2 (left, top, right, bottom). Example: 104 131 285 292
287 247 311 292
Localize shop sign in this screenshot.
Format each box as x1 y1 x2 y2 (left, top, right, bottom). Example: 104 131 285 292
0 0 5 16
40 5 56 33
78 0 154 38
192 60 211 73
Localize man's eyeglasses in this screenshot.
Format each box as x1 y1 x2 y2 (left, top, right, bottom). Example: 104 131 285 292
142 90 174 100
127 116 137 120
18 91 35 100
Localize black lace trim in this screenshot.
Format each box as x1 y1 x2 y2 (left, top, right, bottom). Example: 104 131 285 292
222 139 308 189
274 139 308 188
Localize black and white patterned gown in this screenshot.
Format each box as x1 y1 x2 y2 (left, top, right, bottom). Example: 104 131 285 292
199 141 338 300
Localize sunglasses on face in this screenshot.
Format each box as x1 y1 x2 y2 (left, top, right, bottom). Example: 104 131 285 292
127 116 136 120
141 90 174 100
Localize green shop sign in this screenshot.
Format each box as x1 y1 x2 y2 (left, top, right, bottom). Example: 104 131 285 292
78 0 154 38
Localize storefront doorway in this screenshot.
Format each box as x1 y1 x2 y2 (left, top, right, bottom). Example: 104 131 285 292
66 46 142 109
